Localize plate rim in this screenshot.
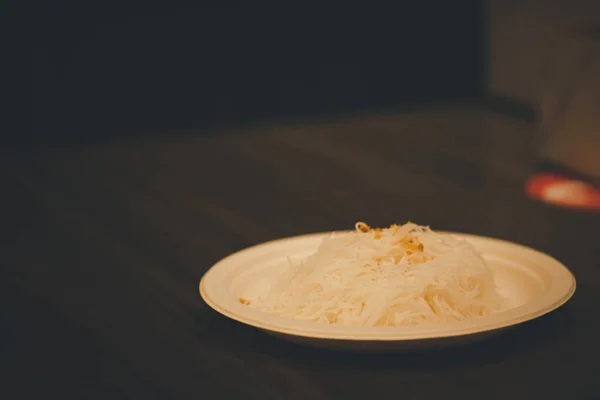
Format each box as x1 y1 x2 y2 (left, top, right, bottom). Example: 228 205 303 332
199 231 577 341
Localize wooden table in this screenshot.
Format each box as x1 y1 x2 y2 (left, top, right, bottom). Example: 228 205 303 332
3 107 599 399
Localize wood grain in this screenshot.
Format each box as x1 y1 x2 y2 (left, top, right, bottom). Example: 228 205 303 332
2 108 599 399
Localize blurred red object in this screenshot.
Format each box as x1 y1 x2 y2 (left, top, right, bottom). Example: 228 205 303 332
526 173 600 212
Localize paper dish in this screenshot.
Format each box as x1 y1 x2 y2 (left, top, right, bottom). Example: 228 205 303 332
199 231 576 350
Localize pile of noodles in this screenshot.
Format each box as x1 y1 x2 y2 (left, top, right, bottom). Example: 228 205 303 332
244 222 508 327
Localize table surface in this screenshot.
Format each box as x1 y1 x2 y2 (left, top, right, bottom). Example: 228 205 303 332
3 108 599 400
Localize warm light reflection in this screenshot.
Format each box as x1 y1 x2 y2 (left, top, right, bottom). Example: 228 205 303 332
526 173 600 212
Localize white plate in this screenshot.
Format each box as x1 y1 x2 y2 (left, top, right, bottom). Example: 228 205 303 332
199 231 576 351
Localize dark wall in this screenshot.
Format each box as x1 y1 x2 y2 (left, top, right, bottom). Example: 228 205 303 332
28 2 484 147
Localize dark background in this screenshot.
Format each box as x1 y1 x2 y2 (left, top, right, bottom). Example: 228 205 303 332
6 2 600 399
28 2 484 148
